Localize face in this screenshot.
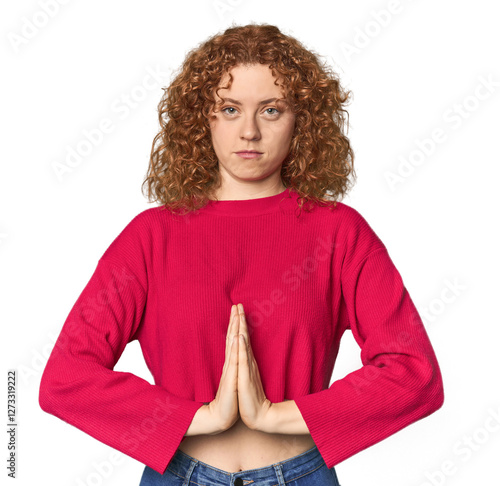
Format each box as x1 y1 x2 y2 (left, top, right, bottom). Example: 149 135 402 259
208 63 296 196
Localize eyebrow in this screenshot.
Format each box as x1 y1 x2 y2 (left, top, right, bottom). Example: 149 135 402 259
220 97 282 106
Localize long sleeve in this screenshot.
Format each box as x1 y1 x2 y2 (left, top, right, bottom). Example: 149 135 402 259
38 193 444 474
294 213 445 468
38 216 205 474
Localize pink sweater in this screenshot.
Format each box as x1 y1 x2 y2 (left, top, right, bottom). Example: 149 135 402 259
39 187 444 474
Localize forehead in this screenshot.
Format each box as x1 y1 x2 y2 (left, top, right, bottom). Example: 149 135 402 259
216 64 286 97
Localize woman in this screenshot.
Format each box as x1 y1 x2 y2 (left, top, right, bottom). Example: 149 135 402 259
39 24 444 485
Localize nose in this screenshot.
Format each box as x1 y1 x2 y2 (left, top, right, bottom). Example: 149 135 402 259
240 115 261 141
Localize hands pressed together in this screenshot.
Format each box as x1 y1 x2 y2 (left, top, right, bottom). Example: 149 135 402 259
208 303 273 434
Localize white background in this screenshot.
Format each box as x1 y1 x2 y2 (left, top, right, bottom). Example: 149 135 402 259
1 1 499 485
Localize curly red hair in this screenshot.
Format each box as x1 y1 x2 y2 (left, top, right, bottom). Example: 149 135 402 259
141 22 356 216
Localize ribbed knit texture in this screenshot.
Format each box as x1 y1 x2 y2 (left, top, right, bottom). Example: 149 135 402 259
39 187 444 474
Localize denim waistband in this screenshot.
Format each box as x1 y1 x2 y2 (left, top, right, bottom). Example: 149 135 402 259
165 445 329 486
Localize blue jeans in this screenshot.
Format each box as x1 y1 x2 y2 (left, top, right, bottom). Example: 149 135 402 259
139 445 341 485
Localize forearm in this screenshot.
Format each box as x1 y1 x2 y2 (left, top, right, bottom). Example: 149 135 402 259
259 399 310 435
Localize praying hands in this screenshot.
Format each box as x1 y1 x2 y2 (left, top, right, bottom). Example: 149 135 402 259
208 304 273 433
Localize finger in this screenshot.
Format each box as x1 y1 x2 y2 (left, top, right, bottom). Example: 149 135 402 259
235 305 240 338
238 334 249 379
226 305 235 335
224 306 232 365
221 336 238 401
223 327 238 378
228 335 239 383
225 305 237 356
237 304 249 343
223 306 237 372
237 304 253 363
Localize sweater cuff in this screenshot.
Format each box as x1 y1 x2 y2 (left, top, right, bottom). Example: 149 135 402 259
140 394 205 474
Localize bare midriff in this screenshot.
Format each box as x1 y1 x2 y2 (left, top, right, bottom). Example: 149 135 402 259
178 414 316 473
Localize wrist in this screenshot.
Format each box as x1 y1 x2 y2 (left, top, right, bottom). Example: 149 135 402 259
205 403 235 435
255 399 276 433
186 403 221 436
256 399 310 435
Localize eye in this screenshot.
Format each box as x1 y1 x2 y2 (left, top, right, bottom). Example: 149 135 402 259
220 106 281 117
221 107 238 115
265 108 280 116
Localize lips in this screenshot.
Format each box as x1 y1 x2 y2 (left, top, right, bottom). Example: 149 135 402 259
236 150 263 159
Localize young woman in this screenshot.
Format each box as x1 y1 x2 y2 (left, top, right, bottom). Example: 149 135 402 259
39 23 444 486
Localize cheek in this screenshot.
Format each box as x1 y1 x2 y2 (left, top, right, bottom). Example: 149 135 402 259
278 123 295 150
273 117 295 141
211 122 232 144
210 126 224 149
285 117 296 139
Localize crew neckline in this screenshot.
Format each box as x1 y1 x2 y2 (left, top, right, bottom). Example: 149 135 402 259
202 187 298 216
